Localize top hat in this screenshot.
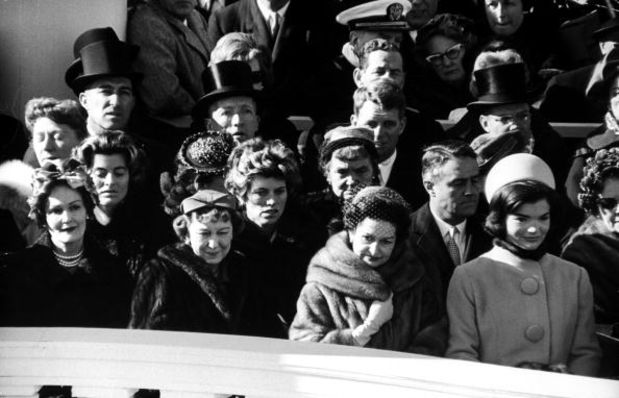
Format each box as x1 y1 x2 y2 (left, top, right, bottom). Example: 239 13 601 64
65 27 141 95
467 63 528 111
192 61 259 120
336 0 411 31
593 18 619 43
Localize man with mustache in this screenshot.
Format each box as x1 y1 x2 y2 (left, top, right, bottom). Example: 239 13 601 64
409 140 491 308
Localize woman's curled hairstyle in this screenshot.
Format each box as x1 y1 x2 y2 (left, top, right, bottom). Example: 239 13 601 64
225 138 301 200
28 159 96 227
484 179 556 239
343 186 411 240
24 97 87 140
73 130 147 187
578 147 619 215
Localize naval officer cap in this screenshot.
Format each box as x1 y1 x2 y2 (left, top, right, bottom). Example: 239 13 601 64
336 0 412 31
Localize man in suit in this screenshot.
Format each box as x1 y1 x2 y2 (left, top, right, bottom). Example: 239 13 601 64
128 0 210 129
351 39 445 210
409 140 491 306
207 0 332 117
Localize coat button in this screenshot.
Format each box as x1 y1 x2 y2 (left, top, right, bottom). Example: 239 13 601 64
525 325 545 342
521 277 539 295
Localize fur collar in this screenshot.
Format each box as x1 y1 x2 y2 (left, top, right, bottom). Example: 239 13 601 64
158 243 233 322
567 216 618 246
306 231 423 300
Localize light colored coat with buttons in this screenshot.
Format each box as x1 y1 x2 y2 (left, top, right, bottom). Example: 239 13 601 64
446 246 600 376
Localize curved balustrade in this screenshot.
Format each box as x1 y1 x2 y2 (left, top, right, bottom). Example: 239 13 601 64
0 328 618 398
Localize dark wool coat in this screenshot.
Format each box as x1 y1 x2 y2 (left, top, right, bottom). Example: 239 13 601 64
562 216 619 324
234 205 325 337
0 234 132 328
129 243 257 334
289 231 444 354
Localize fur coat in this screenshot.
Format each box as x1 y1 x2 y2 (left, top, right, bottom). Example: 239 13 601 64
289 231 443 353
562 216 619 324
129 243 258 334
0 233 132 327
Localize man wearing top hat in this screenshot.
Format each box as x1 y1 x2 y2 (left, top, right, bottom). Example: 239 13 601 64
65 27 140 136
447 60 569 188
206 0 333 118
128 0 209 128
192 61 261 146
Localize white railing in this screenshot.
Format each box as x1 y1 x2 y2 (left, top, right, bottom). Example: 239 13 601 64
0 328 618 398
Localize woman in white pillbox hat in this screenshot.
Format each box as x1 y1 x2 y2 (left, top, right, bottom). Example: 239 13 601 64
446 153 601 376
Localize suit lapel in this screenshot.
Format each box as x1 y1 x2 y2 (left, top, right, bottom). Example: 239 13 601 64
248 0 274 52
414 205 454 272
164 11 209 63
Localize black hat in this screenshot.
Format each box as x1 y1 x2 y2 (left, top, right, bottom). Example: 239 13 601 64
65 27 141 95
467 63 528 111
192 61 258 120
593 18 619 43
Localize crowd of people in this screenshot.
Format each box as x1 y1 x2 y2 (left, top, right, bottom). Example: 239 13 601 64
1 0 619 381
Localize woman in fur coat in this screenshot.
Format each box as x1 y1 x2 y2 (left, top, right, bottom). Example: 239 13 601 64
129 188 258 334
289 186 442 353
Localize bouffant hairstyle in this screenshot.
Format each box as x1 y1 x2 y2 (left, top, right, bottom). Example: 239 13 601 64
344 186 411 240
173 207 243 243
484 179 556 239
421 140 477 183
225 138 301 200
74 130 147 187
353 79 406 119
24 97 87 140
28 160 95 228
416 13 477 55
578 147 619 215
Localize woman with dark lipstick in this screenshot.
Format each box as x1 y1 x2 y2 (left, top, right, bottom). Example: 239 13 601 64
446 153 600 376
0 160 132 327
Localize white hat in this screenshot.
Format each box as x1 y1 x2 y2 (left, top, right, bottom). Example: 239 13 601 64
484 153 555 202
336 0 411 31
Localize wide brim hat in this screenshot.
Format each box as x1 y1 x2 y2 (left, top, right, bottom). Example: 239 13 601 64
192 60 259 120
65 27 141 95
484 153 555 203
336 0 411 31
467 63 528 111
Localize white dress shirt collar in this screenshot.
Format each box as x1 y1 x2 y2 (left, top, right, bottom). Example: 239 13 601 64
378 149 397 186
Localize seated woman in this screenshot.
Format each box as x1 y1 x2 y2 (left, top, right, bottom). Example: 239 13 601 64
0 160 132 327
75 130 174 277
226 138 324 336
565 66 619 206
289 186 442 353
130 188 257 333
447 153 600 376
563 147 619 325
409 13 478 119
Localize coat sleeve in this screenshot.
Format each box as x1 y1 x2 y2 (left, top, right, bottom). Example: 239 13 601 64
568 268 601 376
128 259 173 330
128 10 197 116
445 266 481 361
288 283 361 346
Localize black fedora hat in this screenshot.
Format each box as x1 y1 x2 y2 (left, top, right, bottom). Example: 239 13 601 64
192 61 259 120
65 27 141 95
467 63 528 111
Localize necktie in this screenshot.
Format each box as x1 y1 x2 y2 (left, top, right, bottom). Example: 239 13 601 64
271 13 281 39
446 227 461 265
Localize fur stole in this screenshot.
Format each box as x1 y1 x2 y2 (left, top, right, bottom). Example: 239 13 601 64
566 216 618 246
157 243 233 322
306 231 423 301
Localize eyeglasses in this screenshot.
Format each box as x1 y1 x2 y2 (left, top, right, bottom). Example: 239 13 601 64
486 110 531 125
597 196 619 211
425 43 464 66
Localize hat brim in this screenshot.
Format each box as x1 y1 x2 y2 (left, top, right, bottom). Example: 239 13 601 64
65 59 142 95
192 89 259 120
467 98 528 111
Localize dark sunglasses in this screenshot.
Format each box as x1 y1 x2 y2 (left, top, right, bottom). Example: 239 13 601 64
597 197 619 211
425 43 464 66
